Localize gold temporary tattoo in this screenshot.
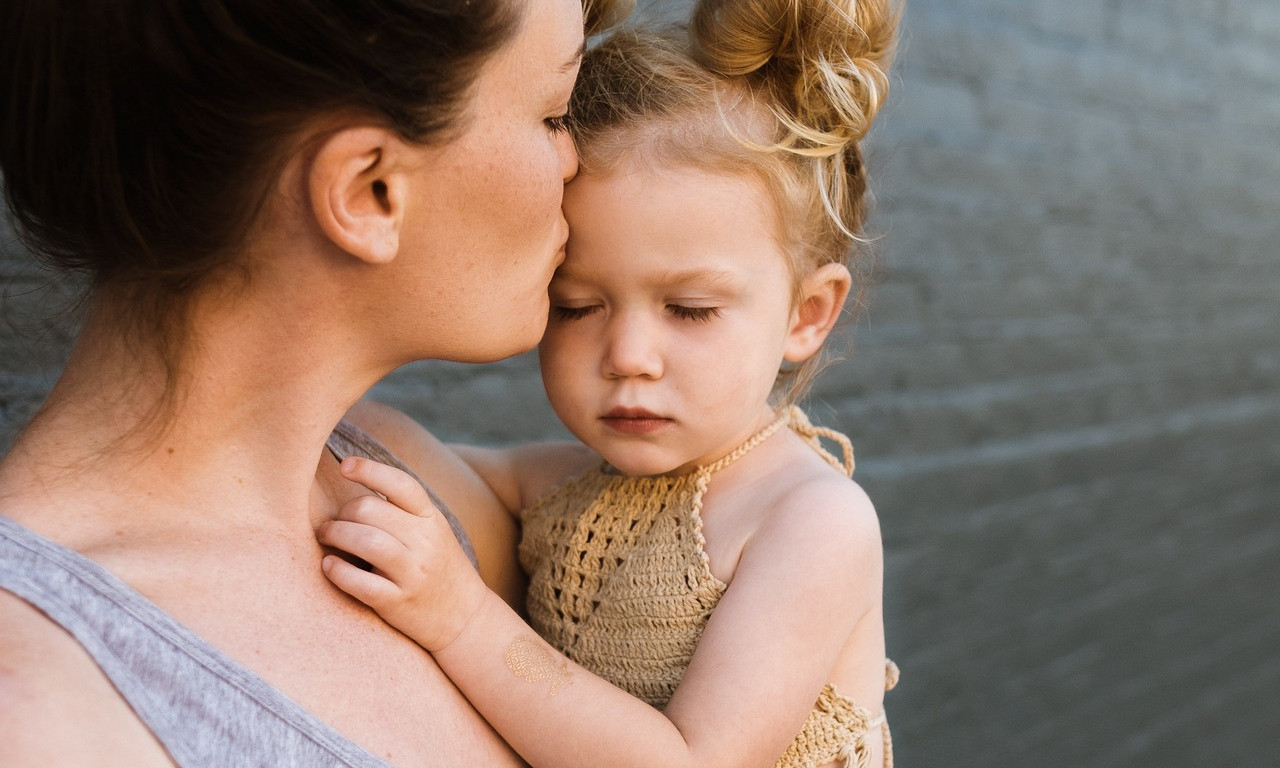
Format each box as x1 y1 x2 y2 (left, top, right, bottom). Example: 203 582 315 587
504 635 573 697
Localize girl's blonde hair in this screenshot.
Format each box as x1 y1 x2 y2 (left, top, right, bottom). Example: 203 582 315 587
569 0 898 401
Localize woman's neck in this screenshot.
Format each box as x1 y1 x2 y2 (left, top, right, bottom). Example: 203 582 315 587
0 290 385 538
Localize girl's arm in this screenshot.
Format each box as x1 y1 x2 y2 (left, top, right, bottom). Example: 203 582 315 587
450 441 599 518
319 457 883 768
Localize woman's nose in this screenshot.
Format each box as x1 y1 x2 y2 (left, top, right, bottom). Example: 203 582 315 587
601 314 662 380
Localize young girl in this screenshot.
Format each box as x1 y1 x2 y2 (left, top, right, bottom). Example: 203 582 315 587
319 1 899 766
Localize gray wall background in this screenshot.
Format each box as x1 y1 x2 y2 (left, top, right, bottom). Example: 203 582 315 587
3 0 1278 765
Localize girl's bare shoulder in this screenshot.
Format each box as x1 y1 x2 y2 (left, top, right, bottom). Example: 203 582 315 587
748 440 882 572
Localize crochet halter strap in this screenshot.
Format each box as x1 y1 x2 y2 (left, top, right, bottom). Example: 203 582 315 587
703 405 856 478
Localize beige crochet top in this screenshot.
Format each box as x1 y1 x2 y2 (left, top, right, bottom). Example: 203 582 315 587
519 407 899 768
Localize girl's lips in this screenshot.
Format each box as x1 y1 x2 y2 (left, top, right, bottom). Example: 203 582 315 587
600 409 672 435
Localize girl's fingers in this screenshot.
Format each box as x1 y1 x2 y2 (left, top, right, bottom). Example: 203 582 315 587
336 493 413 531
317 518 408 575
333 487 446 550
322 555 400 606
339 457 437 518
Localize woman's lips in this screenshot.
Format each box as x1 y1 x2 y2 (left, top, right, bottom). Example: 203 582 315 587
600 408 672 435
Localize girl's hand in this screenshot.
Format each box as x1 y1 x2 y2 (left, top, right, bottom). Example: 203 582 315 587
317 456 489 652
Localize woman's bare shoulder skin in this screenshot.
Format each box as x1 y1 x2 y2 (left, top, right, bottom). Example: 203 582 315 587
0 591 177 768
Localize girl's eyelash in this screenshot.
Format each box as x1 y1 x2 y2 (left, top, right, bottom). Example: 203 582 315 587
551 305 597 320
545 115 569 134
668 305 721 322
552 304 719 322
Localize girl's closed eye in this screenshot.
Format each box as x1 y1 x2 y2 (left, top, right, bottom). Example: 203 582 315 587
667 304 721 323
551 303 600 321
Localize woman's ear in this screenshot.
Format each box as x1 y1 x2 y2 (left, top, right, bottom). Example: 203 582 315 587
307 127 411 265
783 263 852 363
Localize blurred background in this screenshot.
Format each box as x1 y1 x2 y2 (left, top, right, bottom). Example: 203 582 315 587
3 0 1278 765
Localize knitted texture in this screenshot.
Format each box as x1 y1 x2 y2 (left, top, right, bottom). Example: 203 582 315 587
519 408 897 767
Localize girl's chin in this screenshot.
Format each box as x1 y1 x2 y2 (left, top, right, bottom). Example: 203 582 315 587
602 454 694 478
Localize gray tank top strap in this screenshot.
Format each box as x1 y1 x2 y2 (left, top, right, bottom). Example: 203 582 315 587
0 515 395 768
326 418 478 569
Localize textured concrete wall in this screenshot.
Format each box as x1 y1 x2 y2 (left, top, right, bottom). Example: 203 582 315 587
0 228 79 440
3 1 1278 766
855 3 1280 765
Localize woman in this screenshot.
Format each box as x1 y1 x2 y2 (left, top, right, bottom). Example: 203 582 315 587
0 0 624 765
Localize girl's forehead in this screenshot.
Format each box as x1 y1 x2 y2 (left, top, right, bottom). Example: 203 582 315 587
569 152 767 202
558 171 791 293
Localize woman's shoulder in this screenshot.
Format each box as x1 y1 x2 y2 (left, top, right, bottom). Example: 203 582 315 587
341 398 509 514
341 398 456 469
341 398 597 506
341 398 526 606
0 589 178 766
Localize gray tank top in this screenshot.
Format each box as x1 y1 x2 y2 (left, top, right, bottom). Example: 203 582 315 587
0 420 477 767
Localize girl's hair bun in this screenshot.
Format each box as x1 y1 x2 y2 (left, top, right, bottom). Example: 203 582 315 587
690 0 897 244
692 0 896 150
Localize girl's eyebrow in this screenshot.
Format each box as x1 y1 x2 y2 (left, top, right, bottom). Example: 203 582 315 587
552 266 742 291
650 267 742 290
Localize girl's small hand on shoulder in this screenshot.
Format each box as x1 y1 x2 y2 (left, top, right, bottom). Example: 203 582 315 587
317 456 488 652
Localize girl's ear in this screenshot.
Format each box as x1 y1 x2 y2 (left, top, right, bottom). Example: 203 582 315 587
307 127 411 265
783 263 852 363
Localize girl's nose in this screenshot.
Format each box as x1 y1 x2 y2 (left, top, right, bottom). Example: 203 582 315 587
559 130 579 183
601 313 662 380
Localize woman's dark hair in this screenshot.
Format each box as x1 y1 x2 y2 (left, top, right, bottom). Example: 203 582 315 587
0 0 521 320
